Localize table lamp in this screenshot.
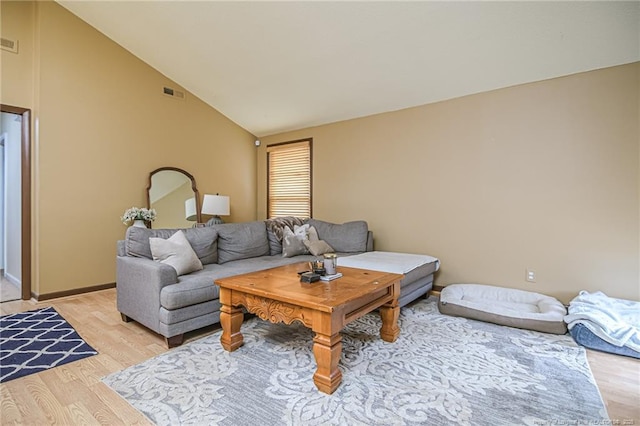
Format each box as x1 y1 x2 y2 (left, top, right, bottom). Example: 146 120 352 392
202 194 230 225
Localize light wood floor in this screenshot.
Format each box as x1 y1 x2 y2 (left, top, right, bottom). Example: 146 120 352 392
1 289 638 425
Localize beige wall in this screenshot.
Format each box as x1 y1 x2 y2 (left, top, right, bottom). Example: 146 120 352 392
259 63 640 303
2 1 257 296
0 1 34 108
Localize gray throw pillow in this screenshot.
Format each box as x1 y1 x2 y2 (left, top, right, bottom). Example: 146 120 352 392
303 239 334 256
212 221 270 264
125 226 218 265
305 225 334 255
149 230 203 275
307 219 369 253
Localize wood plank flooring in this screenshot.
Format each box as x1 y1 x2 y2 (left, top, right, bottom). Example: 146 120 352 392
1 289 638 425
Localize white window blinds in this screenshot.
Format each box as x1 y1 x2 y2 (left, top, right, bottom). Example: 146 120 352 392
267 139 312 219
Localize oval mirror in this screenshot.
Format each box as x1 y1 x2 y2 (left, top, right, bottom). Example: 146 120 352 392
147 167 201 228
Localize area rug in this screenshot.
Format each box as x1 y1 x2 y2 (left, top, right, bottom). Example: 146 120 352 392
103 298 608 425
0 306 98 383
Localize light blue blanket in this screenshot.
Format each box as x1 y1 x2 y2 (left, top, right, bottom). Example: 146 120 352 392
564 291 640 353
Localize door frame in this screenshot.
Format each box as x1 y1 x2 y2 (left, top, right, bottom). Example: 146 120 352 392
1 104 31 300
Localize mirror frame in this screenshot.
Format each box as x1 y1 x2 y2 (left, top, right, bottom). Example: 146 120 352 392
147 167 202 226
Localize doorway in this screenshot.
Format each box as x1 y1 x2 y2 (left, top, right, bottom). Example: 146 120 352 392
0 105 31 302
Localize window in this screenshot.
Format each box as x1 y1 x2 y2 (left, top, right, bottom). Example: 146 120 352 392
267 139 312 219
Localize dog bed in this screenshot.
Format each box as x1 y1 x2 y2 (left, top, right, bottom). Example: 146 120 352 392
565 291 640 358
438 284 567 334
569 323 639 359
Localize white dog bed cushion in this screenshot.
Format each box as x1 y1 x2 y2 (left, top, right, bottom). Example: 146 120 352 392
438 284 567 334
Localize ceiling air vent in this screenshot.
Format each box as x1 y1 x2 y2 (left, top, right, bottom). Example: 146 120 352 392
163 86 185 100
1 37 18 54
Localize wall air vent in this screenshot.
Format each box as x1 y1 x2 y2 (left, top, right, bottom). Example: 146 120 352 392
1 37 18 54
162 86 185 100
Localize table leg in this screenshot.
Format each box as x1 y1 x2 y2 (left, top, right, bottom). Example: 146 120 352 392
220 303 244 351
312 332 342 394
379 302 400 342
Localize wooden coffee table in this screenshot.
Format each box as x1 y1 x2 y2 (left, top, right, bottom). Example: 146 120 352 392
215 262 403 394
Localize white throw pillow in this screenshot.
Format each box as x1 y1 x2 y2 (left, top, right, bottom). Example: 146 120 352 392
149 230 203 275
282 226 308 257
282 225 326 257
293 224 310 239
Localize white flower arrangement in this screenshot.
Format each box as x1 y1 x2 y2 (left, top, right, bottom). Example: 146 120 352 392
121 207 157 225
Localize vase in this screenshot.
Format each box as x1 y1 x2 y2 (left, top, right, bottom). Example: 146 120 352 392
132 219 147 228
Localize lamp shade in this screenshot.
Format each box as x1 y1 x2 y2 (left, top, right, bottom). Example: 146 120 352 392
202 194 230 216
185 197 197 221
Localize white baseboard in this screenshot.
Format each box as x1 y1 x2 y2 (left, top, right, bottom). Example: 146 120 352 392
3 272 21 287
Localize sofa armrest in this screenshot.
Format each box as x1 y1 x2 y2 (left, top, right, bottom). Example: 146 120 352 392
366 231 374 252
116 256 178 333
116 240 126 257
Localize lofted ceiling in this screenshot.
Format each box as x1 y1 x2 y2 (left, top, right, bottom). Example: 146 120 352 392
57 1 639 137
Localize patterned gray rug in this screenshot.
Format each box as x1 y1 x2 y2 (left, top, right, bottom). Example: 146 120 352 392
103 298 608 425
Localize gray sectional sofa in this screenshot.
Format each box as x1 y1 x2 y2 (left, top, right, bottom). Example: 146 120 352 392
116 218 435 347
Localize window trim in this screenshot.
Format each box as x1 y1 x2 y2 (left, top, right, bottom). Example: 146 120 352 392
266 138 313 219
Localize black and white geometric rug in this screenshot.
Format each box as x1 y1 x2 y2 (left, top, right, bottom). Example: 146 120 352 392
0 306 98 383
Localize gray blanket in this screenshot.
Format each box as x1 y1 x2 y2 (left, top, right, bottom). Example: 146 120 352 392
264 216 305 242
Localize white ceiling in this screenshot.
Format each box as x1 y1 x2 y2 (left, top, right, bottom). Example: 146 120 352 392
57 1 639 137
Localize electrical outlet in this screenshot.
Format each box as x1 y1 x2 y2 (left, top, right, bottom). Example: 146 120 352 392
526 269 536 283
